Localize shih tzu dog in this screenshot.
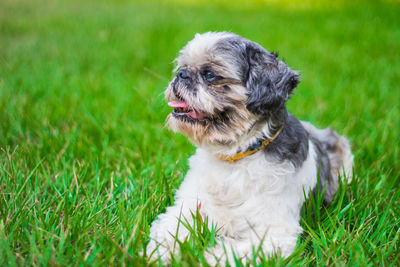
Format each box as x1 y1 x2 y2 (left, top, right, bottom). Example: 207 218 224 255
147 32 353 264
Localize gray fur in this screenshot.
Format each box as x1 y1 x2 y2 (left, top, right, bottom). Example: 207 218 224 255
308 134 335 202
210 35 308 168
265 114 349 203
226 36 308 168
301 121 352 202
244 42 299 115
213 34 350 202
213 36 300 116
265 113 309 169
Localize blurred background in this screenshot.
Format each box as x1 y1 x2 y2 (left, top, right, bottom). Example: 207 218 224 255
0 0 399 265
2 0 399 167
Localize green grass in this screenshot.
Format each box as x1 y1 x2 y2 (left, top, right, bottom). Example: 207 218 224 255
1 0 399 265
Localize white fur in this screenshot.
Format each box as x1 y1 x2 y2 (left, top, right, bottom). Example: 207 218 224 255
149 31 354 265
176 32 236 71
147 139 318 264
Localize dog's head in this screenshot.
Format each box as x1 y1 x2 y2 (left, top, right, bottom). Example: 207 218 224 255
165 32 299 149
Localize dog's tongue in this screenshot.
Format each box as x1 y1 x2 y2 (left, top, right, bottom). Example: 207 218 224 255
168 101 204 119
168 101 189 109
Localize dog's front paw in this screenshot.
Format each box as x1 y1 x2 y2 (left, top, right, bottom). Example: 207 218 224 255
204 233 298 266
147 223 184 263
205 245 226 266
146 238 173 263
205 240 249 266
147 226 179 262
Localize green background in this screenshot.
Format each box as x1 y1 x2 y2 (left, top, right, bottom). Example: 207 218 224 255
1 0 399 265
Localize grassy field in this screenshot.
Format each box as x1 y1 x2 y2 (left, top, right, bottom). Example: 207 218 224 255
1 0 400 265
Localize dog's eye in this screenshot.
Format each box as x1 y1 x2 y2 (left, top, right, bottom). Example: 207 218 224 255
202 70 216 82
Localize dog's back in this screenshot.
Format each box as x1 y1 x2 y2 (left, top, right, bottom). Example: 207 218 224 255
301 121 354 202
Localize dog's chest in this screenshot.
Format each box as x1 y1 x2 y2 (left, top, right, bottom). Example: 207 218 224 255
181 142 317 240
189 149 295 208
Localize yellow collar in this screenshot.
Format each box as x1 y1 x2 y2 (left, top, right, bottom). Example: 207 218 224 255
217 127 283 163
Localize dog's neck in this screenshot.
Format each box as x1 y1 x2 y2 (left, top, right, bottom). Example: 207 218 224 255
217 126 283 162
202 109 287 158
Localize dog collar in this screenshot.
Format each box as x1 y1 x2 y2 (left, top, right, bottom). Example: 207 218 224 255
217 127 283 163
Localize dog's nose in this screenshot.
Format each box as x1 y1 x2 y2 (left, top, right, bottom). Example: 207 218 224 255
177 69 191 80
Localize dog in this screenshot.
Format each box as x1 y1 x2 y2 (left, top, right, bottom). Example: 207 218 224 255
147 32 354 264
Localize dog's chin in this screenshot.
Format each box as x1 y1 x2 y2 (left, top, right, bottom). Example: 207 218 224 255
167 111 207 145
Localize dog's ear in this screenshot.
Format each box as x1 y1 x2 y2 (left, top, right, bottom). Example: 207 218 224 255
244 42 300 115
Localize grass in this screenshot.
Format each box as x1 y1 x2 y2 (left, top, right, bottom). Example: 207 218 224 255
1 0 399 265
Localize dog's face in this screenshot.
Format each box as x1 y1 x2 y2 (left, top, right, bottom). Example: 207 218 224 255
165 32 299 148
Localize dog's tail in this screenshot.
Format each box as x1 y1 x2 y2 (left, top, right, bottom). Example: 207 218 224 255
301 121 354 202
